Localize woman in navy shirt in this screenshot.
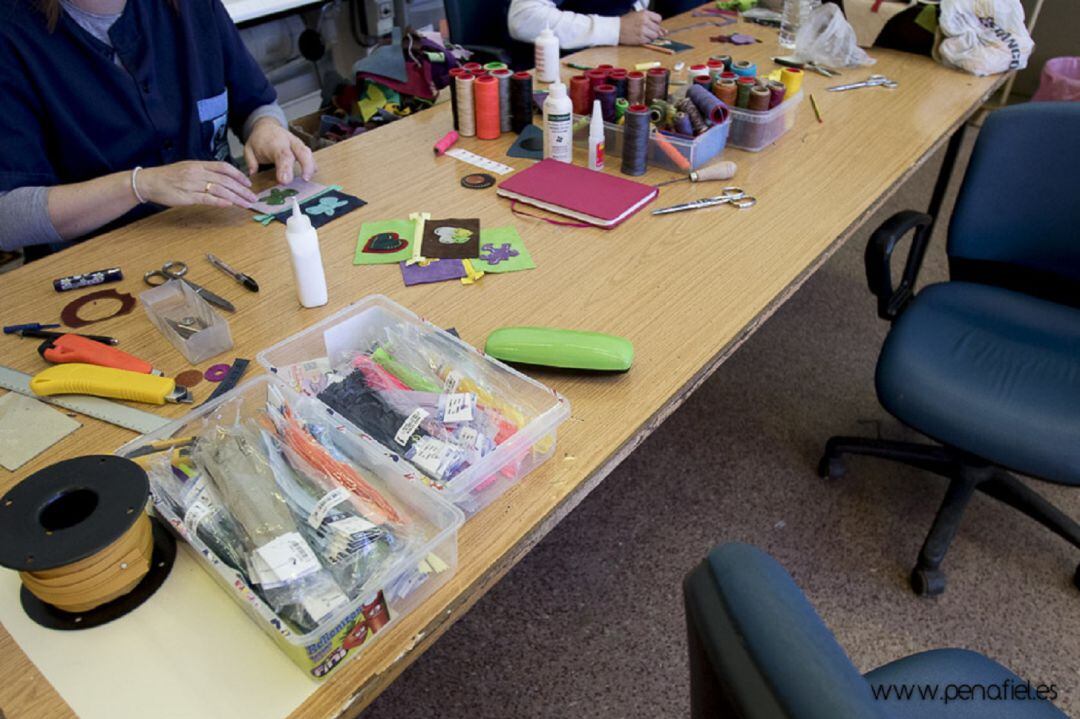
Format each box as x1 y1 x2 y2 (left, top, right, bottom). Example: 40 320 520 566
0 0 317 257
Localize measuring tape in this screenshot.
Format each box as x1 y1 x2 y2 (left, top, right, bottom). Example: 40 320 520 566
0 364 169 434
445 148 514 176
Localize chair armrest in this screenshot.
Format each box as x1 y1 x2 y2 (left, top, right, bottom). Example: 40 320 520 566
864 210 933 321
457 44 514 67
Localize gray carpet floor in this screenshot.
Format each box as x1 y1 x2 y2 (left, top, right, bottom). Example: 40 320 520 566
363 132 1080 718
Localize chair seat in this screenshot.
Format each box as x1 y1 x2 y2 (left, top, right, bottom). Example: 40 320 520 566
865 648 1067 718
876 282 1080 485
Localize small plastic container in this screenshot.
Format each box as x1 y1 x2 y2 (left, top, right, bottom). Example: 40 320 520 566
257 295 571 515
116 375 464 681
571 111 731 171
726 90 803 152
140 279 233 364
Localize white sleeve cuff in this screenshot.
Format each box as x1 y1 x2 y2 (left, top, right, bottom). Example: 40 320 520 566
594 14 621 46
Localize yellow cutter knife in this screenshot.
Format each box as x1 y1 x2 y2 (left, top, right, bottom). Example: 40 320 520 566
30 364 193 405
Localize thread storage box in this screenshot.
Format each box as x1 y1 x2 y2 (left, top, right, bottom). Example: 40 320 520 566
571 112 731 171
257 295 571 515
116 375 464 680
726 90 804 152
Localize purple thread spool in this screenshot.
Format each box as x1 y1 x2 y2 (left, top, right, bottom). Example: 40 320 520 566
673 111 693 136
687 83 729 126
767 80 787 109
595 84 618 123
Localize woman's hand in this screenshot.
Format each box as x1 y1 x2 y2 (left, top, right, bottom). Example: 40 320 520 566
619 10 665 45
243 117 317 185
138 160 258 208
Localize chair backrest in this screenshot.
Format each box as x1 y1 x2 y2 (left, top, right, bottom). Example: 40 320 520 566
684 543 890 719
948 102 1080 304
443 0 513 51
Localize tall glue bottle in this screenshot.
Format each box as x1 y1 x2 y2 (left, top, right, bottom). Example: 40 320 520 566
535 27 560 83
286 198 328 308
543 80 573 163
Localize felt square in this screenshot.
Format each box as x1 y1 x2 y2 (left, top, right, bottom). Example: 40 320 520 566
401 260 466 286
420 218 480 260
476 227 535 274
0 393 81 471
646 38 693 53
300 190 366 229
250 177 328 214
507 124 544 160
355 219 414 265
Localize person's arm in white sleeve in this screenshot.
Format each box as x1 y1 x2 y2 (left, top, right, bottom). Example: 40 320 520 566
508 0 651 49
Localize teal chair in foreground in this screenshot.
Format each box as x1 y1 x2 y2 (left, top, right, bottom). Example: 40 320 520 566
684 543 1067 718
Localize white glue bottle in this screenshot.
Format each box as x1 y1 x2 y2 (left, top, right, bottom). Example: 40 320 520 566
285 198 328 308
543 80 573 163
534 26 560 83
588 99 605 171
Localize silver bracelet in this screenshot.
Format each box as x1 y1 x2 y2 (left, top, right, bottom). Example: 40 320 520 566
131 166 147 204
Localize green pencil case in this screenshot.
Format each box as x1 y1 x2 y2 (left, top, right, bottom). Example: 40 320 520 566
485 327 633 372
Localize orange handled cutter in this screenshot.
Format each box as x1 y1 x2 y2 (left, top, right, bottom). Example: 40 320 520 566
38 334 162 376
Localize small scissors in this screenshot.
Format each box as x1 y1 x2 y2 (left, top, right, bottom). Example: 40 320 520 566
651 187 757 215
144 261 236 313
827 74 899 92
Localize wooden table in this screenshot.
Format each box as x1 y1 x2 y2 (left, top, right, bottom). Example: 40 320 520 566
0 11 1001 719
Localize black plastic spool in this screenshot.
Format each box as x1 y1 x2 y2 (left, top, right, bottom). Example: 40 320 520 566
461 173 495 190
0 455 175 630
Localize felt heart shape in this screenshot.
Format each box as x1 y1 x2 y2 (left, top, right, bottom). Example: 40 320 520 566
363 232 408 254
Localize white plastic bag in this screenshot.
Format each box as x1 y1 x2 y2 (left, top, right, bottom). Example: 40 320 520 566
937 0 1033 76
794 4 876 68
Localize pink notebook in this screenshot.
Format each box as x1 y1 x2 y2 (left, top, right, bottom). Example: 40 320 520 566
496 159 658 228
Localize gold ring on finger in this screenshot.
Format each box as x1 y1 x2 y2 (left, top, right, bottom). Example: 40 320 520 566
205 181 214 194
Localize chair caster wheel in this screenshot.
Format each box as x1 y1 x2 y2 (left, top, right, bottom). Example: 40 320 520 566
818 455 845 480
911 567 946 597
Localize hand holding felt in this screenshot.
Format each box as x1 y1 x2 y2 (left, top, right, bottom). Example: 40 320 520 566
138 160 258 208
244 116 317 184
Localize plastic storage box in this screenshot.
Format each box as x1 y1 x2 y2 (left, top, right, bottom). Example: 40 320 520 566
571 112 731 171
726 91 803 152
140 279 233 364
117 375 464 680
257 295 571 515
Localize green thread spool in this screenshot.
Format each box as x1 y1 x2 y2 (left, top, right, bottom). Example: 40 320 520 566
615 97 629 121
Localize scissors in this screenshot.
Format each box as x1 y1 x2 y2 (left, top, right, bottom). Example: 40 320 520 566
651 187 757 215
827 74 899 92
143 261 236 313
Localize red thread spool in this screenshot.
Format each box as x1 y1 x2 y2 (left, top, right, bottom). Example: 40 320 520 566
569 74 592 115
596 63 614 74
463 62 482 73
715 80 737 106
474 75 501 140
720 71 737 82
694 75 712 87
473 69 490 79
586 68 609 90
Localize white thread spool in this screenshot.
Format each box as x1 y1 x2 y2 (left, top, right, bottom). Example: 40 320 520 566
456 73 476 137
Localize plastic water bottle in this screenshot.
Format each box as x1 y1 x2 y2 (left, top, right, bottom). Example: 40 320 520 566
779 0 821 50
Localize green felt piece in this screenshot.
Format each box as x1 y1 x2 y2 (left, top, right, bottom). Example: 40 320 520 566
354 219 416 265
475 227 536 274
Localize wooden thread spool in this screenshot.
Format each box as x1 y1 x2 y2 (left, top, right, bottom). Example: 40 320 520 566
0 455 175 630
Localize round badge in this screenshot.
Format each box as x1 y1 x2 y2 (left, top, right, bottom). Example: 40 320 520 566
461 173 495 190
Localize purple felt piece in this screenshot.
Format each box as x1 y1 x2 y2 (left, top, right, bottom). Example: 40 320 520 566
400 260 466 286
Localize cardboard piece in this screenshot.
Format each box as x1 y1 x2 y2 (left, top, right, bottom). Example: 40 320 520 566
354 219 415 265
420 218 480 260
476 227 535 274
400 260 466 286
0 393 80 471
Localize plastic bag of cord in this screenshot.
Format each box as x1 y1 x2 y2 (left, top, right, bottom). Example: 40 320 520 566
117 375 464 680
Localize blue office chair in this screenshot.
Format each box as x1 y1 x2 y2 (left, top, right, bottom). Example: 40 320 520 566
443 0 525 69
819 102 1080 596
684 543 1068 718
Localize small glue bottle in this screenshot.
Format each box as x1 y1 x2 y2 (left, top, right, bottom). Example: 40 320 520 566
588 99 605 171
285 198 328 308
534 27 560 83
543 80 573 163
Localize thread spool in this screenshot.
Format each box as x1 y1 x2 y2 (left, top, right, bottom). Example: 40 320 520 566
484 61 508 71
596 63 614 74
0 456 176 630
615 97 629 121
689 63 709 80
645 68 669 105
463 62 482 73
707 59 725 83
720 71 737 82
626 71 646 105
568 74 591 116
492 69 512 133
711 54 733 71
731 60 756 78
715 79 738 107
749 86 772 111
687 83 729 125
473 69 490 79
693 75 713 88
649 99 673 126
767 80 787 109
608 68 628 99
510 71 534 132
455 73 476 136
780 67 804 99
474 75 500 140
621 104 650 176
677 98 708 135
736 76 755 108
594 84 617 123
586 68 609 94
434 130 459 156
673 111 693 136
448 67 467 131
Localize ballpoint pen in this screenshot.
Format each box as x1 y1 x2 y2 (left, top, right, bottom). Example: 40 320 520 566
206 253 259 292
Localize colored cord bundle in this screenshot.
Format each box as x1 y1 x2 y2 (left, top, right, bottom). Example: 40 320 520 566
20 512 153 614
